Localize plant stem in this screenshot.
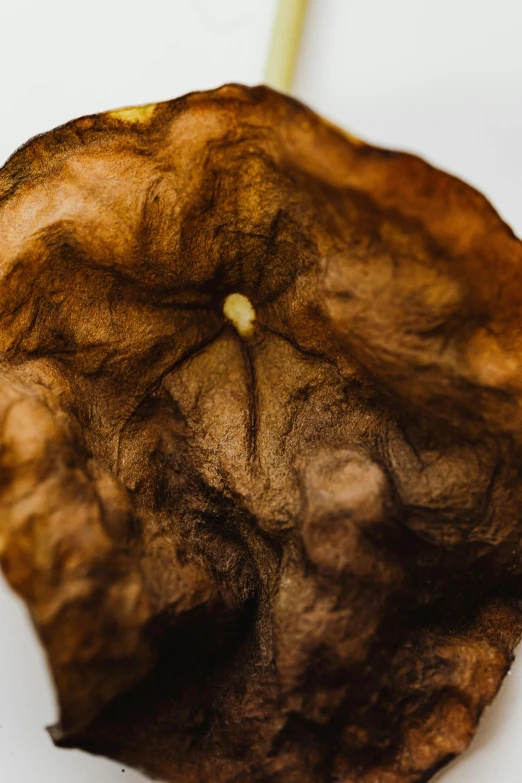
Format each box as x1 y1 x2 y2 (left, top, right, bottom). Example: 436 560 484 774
264 0 310 94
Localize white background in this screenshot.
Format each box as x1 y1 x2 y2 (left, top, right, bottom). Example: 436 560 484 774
0 1 521 781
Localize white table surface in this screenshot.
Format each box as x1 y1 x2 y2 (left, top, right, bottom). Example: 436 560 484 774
1 1 521 781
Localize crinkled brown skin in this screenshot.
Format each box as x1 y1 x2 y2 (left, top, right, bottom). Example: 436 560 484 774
1 84 522 783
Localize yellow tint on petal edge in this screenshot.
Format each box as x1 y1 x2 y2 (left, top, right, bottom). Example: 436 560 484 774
107 103 157 123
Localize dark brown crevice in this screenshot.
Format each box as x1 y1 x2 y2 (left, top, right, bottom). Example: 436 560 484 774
239 337 260 467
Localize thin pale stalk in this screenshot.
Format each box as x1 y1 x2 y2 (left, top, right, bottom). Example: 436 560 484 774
264 0 309 94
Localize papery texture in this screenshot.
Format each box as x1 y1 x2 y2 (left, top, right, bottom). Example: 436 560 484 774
1 85 522 783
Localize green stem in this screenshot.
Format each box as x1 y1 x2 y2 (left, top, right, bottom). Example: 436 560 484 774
264 0 310 94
